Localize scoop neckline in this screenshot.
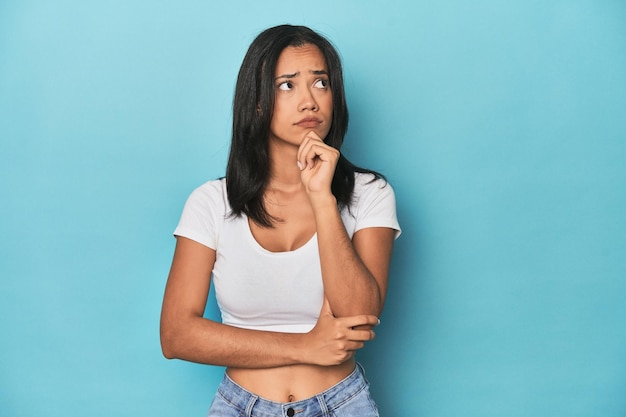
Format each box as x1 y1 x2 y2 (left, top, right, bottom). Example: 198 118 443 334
244 215 317 255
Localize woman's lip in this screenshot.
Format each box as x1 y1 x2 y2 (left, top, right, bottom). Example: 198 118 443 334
295 118 322 128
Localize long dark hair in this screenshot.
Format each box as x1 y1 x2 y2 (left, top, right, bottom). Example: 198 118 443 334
226 24 383 227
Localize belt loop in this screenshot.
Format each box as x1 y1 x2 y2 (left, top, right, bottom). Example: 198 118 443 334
244 394 258 417
356 361 370 385
316 394 330 417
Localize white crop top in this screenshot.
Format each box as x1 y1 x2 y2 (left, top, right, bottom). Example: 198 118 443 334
173 173 401 333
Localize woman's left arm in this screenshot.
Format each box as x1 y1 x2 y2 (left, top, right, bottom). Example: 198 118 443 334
298 132 396 317
317 208 395 317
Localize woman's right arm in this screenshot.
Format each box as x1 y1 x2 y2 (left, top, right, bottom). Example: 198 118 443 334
159 236 379 368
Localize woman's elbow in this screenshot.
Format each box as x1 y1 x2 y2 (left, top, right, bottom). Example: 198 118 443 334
160 325 180 359
161 344 176 360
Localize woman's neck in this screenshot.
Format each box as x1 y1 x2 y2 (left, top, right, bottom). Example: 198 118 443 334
267 142 303 192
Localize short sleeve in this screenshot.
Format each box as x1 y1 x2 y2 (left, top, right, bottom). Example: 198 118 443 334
173 179 228 249
352 174 401 239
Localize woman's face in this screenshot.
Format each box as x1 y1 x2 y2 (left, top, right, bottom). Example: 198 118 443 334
268 44 333 149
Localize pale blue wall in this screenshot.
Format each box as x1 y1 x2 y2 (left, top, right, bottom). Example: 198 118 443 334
1 1 625 416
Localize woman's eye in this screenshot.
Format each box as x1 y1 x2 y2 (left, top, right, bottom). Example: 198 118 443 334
277 81 293 91
314 79 329 89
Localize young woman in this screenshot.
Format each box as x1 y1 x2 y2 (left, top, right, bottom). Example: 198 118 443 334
160 24 401 417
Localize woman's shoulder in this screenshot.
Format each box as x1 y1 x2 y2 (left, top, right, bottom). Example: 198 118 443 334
185 178 229 211
175 178 228 249
193 177 227 194
351 171 397 210
353 172 392 193
342 172 400 238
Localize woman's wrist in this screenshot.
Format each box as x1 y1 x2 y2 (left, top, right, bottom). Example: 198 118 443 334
290 332 312 365
307 192 337 212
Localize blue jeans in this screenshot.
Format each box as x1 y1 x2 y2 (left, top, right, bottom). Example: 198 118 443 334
206 363 379 417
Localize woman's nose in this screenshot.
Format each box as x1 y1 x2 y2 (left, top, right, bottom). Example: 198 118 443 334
299 88 318 111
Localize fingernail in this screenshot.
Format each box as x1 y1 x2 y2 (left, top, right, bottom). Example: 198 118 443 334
377 318 381 326
297 161 303 170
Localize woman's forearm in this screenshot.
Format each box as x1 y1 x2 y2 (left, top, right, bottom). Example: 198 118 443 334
310 195 386 317
160 317 305 368
160 301 379 368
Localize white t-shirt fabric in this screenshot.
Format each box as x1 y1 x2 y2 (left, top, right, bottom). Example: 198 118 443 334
173 173 401 333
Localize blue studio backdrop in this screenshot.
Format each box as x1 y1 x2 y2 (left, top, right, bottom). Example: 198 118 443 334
1 1 625 416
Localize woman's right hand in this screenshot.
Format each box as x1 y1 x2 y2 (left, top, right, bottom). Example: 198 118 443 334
301 298 379 366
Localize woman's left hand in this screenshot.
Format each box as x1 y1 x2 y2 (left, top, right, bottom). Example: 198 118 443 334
297 131 339 197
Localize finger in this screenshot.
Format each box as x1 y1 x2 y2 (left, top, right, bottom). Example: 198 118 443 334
304 144 335 171
297 132 325 169
297 133 316 162
340 314 380 329
348 328 376 342
304 145 321 169
345 341 366 351
303 130 323 143
298 139 318 170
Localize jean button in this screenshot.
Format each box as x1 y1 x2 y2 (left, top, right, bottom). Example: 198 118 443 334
287 407 295 417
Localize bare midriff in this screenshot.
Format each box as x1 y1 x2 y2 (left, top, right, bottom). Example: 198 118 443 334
226 358 356 402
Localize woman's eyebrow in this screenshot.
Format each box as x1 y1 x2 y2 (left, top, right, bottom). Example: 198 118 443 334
275 69 328 80
275 72 299 80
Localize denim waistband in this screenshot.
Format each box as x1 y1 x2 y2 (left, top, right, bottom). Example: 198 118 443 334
215 363 370 417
